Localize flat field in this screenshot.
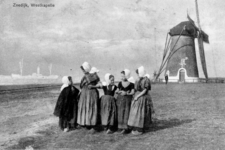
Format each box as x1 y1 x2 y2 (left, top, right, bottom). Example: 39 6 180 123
1 83 225 150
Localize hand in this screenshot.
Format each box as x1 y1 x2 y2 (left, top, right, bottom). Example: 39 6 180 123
88 85 93 89
134 96 138 101
116 90 121 94
120 91 126 96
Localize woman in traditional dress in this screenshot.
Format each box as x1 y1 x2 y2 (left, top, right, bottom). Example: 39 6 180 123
128 66 152 135
116 69 135 134
77 62 100 133
53 76 79 132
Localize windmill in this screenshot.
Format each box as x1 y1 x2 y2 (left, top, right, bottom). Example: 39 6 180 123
155 0 209 82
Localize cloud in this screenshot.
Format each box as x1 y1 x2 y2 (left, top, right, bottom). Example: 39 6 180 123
0 0 225 79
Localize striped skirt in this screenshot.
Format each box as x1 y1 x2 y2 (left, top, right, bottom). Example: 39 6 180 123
100 95 117 126
77 86 99 126
128 92 152 129
116 95 132 129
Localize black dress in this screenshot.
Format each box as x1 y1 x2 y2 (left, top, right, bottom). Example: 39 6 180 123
53 86 79 130
100 85 117 129
116 82 134 130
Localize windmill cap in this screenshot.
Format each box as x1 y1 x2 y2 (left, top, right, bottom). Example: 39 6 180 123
169 21 198 38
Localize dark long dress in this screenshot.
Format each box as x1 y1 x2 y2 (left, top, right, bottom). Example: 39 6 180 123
77 73 100 127
117 82 134 130
128 77 152 132
53 86 79 130
100 85 117 129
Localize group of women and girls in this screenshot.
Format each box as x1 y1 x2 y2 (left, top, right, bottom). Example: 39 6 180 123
53 62 154 135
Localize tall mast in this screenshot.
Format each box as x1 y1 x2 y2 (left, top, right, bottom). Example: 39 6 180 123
212 48 217 77
154 28 157 69
19 58 23 76
37 66 40 75
49 64 52 75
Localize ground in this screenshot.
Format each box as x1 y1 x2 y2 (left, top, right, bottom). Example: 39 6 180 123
1 83 225 150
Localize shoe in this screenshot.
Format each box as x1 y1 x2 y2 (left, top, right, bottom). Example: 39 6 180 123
89 128 96 134
106 129 113 134
63 128 69 132
76 125 82 129
120 129 126 134
131 130 142 135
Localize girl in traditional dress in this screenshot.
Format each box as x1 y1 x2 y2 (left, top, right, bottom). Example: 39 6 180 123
100 73 117 134
53 76 79 132
116 69 135 134
128 66 152 135
90 73 117 134
77 62 100 133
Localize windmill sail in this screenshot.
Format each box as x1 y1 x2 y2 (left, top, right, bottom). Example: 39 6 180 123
187 14 209 79
194 0 209 80
198 32 208 79
201 30 209 44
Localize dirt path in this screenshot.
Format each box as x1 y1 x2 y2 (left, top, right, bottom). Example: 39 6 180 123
0 89 59 149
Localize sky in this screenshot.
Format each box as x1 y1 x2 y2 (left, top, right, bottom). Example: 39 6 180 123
0 0 224 82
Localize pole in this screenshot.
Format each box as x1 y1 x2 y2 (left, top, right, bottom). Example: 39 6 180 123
154 28 157 70
212 48 217 77
49 64 52 75
19 58 23 76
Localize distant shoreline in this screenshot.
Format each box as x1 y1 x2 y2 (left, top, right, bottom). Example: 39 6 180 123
13 3 55 8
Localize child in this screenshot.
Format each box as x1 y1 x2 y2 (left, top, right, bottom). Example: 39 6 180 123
116 69 135 134
53 76 79 132
98 73 117 134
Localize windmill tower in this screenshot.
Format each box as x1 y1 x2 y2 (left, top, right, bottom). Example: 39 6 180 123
165 21 200 82
156 0 209 83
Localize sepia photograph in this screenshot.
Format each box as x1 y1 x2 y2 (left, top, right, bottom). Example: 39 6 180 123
1 0 225 149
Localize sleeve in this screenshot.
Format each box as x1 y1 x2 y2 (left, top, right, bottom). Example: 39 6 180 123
118 82 121 90
86 73 100 85
144 78 151 91
96 74 100 83
102 86 107 91
130 83 135 90
113 85 118 92
53 89 66 117
73 86 80 96
80 76 87 89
